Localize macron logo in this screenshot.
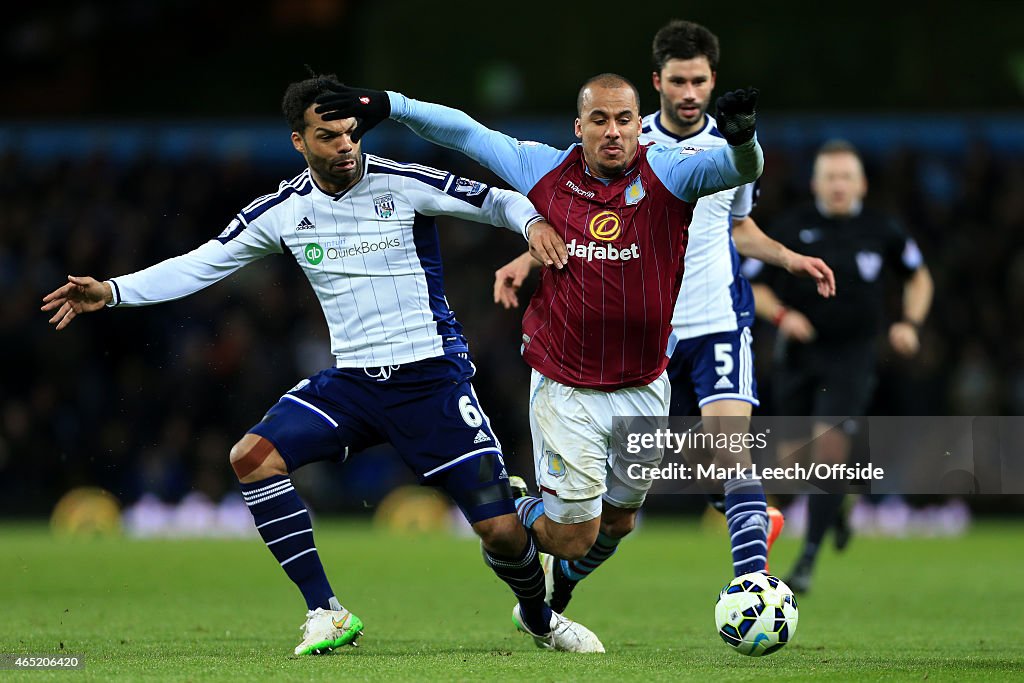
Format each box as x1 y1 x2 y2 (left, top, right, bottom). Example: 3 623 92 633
564 179 596 199
566 238 640 262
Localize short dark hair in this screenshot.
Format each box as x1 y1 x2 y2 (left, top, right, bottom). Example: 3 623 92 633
651 20 720 72
282 73 339 132
816 138 862 161
576 73 640 116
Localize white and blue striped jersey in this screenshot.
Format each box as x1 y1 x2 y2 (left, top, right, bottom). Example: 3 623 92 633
107 154 541 368
640 112 757 347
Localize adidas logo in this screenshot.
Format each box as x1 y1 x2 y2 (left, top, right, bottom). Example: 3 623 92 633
296 216 315 231
473 429 491 444
714 375 734 390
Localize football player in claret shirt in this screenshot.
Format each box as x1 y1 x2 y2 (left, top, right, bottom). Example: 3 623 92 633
41 74 605 655
315 73 766 647
491 20 836 610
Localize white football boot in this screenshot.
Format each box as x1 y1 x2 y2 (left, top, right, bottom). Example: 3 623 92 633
294 607 363 656
512 604 605 653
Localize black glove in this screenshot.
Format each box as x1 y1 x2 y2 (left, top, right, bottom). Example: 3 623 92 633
313 81 391 142
715 88 759 146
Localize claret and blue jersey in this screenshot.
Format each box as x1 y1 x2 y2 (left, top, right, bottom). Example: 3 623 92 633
388 91 763 392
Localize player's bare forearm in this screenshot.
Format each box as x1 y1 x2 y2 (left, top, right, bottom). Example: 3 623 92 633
733 218 834 297
751 283 783 323
732 217 786 265
506 250 542 273
522 251 542 271
753 283 816 341
40 275 112 330
493 251 540 309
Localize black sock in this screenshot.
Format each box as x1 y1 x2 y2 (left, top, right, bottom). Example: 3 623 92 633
800 493 845 565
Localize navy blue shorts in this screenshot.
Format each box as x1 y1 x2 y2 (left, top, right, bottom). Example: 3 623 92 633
248 353 514 523
667 327 759 416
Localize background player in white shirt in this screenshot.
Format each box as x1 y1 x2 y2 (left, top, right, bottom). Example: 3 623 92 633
41 74 603 655
493 20 835 613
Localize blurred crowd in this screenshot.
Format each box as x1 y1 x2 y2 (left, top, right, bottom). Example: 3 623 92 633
1 129 1021 515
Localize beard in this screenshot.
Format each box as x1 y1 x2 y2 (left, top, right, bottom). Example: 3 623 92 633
594 157 629 178
662 96 707 130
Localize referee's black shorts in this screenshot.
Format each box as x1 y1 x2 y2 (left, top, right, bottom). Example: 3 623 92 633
773 337 877 417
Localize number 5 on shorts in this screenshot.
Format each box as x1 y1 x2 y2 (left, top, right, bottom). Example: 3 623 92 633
714 343 734 377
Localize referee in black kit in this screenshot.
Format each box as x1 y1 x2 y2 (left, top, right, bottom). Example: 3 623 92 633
744 139 933 593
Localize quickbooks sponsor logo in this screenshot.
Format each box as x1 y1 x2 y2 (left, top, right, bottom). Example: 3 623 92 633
304 243 324 264
566 238 640 262
307 238 402 263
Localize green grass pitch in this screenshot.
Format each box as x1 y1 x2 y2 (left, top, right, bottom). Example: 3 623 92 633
2 518 1023 681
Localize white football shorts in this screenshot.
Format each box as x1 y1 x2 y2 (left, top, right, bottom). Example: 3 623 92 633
528 369 670 524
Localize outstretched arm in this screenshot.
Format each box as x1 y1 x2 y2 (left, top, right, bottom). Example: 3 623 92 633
732 216 835 298
314 84 568 195
387 92 535 192
41 221 279 329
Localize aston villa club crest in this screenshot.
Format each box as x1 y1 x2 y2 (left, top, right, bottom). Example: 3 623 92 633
624 175 645 205
373 193 395 219
546 450 566 478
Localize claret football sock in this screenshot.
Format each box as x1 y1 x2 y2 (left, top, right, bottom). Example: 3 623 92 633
514 496 545 529
560 531 620 584
552 531 621 613
724 475 769 575
241 475 336 610
483 533 552 635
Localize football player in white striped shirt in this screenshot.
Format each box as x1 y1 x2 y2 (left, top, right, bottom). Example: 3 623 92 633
42 74 603 655
492 21 835 613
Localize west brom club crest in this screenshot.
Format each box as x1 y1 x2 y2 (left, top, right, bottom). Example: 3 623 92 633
373 193 395 219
